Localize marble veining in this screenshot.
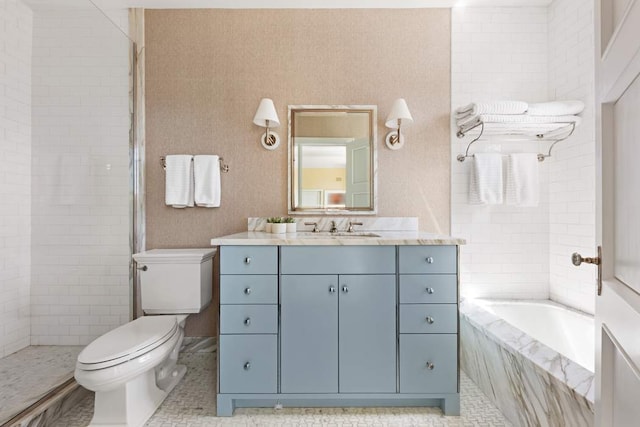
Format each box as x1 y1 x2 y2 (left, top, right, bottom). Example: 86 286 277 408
247 216 419 232
460 299 594 427
212 230 465 246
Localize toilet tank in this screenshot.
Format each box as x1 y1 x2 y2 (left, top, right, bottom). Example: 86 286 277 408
133 248 216 314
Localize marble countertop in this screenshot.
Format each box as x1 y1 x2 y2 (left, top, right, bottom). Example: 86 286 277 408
211 231 466 246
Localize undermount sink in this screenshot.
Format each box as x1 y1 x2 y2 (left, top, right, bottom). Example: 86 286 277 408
295 232 381 238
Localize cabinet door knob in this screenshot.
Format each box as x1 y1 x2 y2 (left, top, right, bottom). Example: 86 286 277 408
244 257 252 264
329 286 336 293
426 316 435 324
426 287 434 294
244 287 252 295
136 265 148 271
342 285 349 293
243 362 251 370
426 361 435 370
244 317 251 326
425 256 434 264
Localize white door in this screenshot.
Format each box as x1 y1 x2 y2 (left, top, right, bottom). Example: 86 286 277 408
594 1 640 426
345 137 370 208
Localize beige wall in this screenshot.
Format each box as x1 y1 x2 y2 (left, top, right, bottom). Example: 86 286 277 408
145 9 451 335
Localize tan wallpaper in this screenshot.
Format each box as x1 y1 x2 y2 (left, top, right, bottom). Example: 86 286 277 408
145 9 451 335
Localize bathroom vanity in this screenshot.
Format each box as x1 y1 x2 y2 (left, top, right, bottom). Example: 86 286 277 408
211 230 464 416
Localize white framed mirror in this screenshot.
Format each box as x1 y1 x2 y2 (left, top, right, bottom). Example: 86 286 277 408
288 105 377 214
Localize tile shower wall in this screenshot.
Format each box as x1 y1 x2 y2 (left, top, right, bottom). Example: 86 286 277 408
30 8 131 345
0 0 32 357
451 7 551 299
547 0 596 314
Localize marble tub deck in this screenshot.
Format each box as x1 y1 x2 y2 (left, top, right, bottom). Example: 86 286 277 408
0 345 83 425
52 351 511 426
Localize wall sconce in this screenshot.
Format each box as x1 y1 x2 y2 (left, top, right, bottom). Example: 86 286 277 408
253 98 281 150
384 98 413 150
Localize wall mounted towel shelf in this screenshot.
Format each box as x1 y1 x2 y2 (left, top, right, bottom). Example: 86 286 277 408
456 121 577 163
160 156 230 173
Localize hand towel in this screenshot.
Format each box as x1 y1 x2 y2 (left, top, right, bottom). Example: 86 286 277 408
527 100 584 116
194 155 221 208
469 153 504 205
506 153 539 207
455 101 528 118
165 155 194 208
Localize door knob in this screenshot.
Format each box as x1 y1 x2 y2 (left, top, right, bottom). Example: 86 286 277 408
244 317 251 326
244 257 252 264
571 252 600 266
243 362 251 370
426 287 434 294
426 316 435 324
329 286 336 293
426 362 435 370
342 286 349 293
136 265 148 271
244 287 252 295
425 257 434 264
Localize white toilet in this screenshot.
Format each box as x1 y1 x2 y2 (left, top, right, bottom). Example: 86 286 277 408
75 248 216 427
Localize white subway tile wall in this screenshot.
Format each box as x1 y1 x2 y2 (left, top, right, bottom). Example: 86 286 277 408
30 8 131 345
547 0 596 314
0 0 33 358
452 7 551 300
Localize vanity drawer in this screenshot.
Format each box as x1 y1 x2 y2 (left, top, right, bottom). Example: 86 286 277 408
219 246 278 275
399 275 457 304
399 246 457 274
219 334 277 394
400 304 458 334
281 246 395 275
220 305 278 334
220 275 278 304
399 334 457 394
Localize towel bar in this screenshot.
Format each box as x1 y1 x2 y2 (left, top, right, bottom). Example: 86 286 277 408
160 156 229 173
456 121 576 163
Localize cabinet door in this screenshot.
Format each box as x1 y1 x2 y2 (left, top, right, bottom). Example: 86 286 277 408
339 275 397 393
281 275 338 393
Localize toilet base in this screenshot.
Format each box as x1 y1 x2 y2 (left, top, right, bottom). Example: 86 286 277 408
88 364 186 427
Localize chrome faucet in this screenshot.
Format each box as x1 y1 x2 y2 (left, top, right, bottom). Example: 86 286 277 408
304 222 320 233
330 221 338 233
347 221 363 233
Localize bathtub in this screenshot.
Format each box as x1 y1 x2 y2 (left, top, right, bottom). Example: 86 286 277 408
460 299 594 427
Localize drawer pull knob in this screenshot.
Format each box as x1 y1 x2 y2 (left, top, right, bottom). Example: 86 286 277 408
329 286 336 293
243 362 251 371
426 287 435 294
244 287 252 295
244 257 252 264
137 265 148 271
426 316 435 324
244 317 251 326
426 256 434 264
342 285 349 293
426 362 435 370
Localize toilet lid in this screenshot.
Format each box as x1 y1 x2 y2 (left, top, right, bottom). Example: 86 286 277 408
78 316 178 368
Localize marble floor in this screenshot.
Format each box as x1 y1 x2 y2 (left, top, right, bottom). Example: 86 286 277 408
52 352 512 427
0 345 83 425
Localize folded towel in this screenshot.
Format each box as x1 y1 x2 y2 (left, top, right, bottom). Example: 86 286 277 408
455 101 528 118
506 153 539 207
165 155 194 208
456 113 582 128
469 153 504 205
527 100 584 116
194 155 221 208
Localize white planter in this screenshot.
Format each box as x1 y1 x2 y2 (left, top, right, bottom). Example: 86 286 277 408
286 222 297 233
271 223 286 234
265 223 272 233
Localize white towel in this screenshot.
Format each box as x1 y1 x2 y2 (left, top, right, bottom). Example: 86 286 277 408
469 153 504 205
455 101 528 118
527 100 584 116
165 155 194 208
194 155 221 208
456 113 582 128
506 153 539 207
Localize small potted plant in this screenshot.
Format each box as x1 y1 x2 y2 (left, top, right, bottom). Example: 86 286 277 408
283 217 297 233
265 217 275 233
271 217 286 234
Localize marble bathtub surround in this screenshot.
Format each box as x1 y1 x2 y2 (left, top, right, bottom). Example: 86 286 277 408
247 216 419 233
460 299 594 427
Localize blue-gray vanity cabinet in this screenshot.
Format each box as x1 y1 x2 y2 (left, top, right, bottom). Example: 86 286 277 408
218 334 277 394
399 334 457 393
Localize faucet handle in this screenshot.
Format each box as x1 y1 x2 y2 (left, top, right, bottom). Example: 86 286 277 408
304 222 319 233
347 221 364 232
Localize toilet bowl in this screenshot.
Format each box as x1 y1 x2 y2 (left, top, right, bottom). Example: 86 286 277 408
75 249 215 427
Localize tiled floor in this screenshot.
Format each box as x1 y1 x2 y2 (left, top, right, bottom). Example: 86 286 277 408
0 345 83 425
52 352 511 427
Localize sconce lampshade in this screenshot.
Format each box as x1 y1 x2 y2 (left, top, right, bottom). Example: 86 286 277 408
385 98 413 129
253 98 280 128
